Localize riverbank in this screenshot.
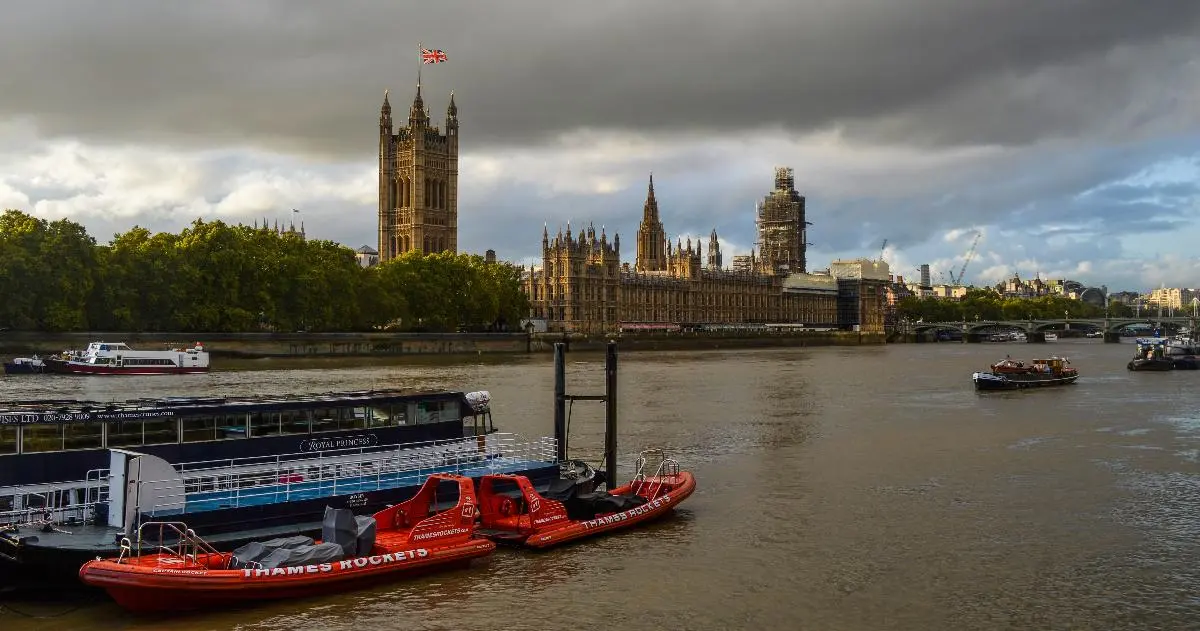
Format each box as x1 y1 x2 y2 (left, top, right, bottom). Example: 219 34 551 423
0 330 884 359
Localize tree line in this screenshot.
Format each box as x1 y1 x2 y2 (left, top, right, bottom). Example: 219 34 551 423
0 210 529 333
894 288 1137 323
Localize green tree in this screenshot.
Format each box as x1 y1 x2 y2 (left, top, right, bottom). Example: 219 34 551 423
0 210 532 333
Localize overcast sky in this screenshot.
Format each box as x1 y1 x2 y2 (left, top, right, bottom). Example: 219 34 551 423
1 0 1198 292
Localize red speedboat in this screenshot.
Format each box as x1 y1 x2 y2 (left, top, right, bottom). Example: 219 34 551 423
79 473 494 613
476 449 695 549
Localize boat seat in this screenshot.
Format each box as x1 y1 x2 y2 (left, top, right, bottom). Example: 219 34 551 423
562 491 649 520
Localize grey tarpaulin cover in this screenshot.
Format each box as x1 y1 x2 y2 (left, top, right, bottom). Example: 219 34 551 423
354 515 377 556
230 535 315 569
323 506 359 556
255 542 345 570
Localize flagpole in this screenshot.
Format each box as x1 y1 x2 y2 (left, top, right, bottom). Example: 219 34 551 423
417 42 423 89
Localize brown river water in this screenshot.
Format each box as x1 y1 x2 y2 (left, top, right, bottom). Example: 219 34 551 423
2 340 1199 630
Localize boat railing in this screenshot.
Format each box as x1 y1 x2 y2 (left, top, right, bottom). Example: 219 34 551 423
171 433 511 477
129 433 557 516
0 478 104 529
631 448 679 500
118 521 225 568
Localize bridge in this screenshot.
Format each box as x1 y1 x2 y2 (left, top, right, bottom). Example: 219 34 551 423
907 317 1199 343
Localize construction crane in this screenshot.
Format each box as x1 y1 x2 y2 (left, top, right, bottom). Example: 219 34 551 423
878 239 888 263
948 231 982 286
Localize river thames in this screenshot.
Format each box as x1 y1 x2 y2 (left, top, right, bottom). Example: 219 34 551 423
2 340 1198 630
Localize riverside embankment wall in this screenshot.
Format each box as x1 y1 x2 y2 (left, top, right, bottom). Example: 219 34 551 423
0 330 885 359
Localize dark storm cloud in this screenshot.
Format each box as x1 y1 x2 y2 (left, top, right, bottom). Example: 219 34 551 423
1 0 1197 156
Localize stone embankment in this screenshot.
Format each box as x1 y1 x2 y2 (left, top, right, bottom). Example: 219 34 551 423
0 330 884 359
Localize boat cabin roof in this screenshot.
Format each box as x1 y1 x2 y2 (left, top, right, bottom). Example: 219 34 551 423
87 342 132 351
0 388 481 425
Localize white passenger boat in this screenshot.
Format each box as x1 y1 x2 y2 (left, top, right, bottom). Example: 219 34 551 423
44 342 210 375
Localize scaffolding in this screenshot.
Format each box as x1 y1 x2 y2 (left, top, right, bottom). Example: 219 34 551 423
756 167 809 275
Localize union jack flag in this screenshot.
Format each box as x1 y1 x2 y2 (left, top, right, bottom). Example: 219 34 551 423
421 48 447 64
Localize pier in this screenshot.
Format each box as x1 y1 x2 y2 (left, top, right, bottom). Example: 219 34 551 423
552 341 619 489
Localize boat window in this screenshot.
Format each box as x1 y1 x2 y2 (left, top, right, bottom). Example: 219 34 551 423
279 409 309 435
342 407 368 430
182 416 219 442
63 422 103 450
143 418 179 445
22 423 63 453
0 425 16 455
311 408 341 433
0 494 12 513
218 414 247 439
106 420 143 447
250 412 280 437
416 400 458 424
369 405 406 427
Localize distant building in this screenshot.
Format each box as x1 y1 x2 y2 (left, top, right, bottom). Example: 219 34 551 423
523 169 884 334
253 218 306 241
355 245 380 268
485 249 497 264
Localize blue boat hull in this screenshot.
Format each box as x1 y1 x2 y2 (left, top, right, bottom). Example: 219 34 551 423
2 361 43 375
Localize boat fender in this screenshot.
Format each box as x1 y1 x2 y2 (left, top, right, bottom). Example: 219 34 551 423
499 498 514 517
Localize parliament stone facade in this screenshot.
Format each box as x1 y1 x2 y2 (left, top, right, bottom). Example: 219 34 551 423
370 87 886 334
523 169 889 334
377 84 459 263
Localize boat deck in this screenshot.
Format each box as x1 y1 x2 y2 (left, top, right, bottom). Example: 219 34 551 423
10 459 557 556
180 458 549 513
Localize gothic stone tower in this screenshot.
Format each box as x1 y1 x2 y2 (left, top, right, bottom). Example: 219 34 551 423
635 174 668 272
756 166 808 274
533 222 621 333
378 84 460 263
707 228 723 270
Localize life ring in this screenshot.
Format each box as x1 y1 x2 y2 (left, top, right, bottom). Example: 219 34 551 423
499 498 514 516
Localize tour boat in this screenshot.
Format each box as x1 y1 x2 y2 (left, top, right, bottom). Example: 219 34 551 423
1127 338 1176 371
43 342 210 375
973 357 1079 390
2 356 45 375
79 473 495 613
475 449 695 549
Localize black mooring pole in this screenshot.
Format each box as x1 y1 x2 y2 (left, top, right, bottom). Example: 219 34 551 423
553 342 567 462
604 341 618 490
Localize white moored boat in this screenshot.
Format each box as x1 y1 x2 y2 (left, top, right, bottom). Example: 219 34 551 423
44 342 210 375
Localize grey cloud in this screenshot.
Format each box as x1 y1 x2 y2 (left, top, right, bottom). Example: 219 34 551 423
1 1 1197 157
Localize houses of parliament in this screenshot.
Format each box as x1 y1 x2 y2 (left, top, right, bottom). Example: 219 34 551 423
523 168 890 334
376 83 459 262
374 85 887 333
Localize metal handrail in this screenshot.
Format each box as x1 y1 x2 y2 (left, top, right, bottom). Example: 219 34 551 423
119 521 226 568
2 434 559 526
